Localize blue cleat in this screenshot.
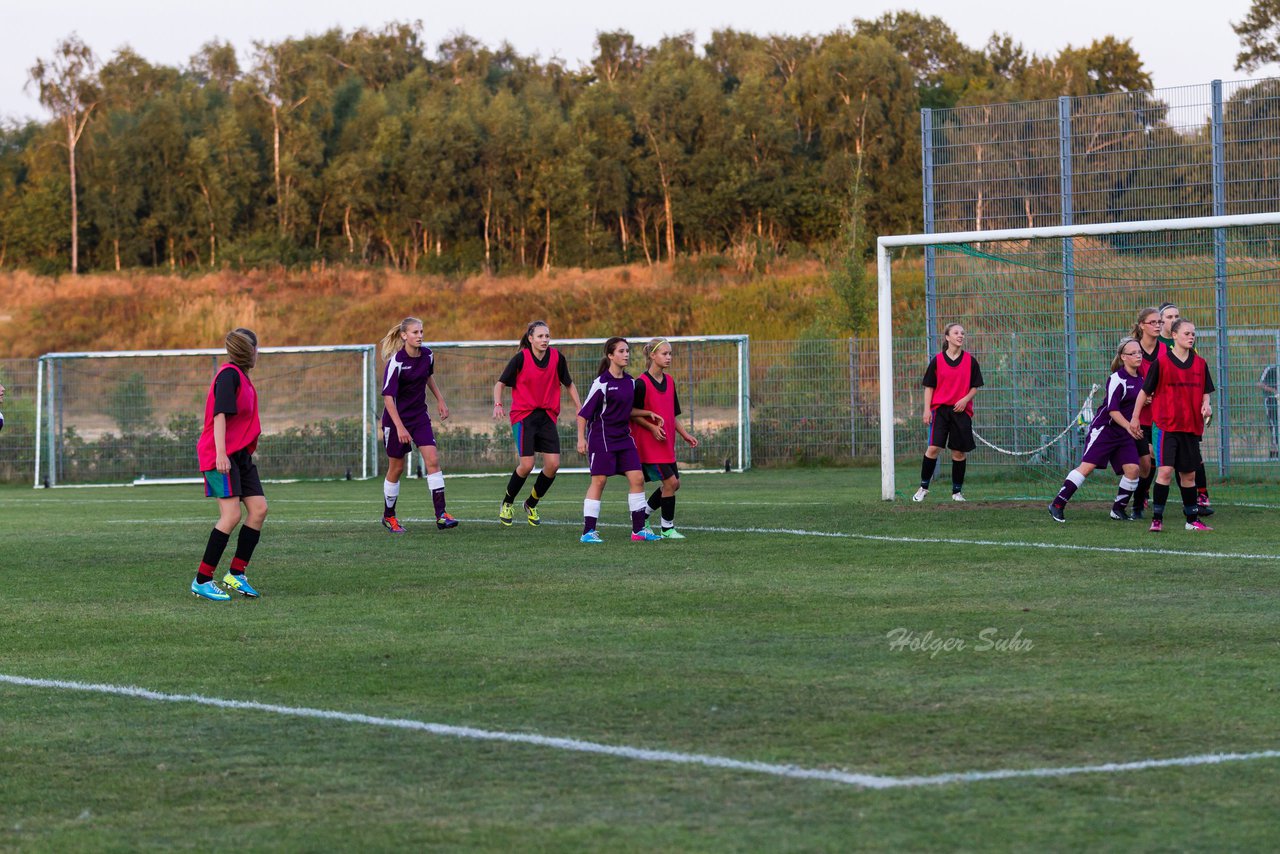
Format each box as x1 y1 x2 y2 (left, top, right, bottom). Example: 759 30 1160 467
631 529 662 541
222 572 260 598
580 530 603 543
191 578 230 601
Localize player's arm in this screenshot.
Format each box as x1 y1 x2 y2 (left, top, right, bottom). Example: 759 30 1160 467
1201 393 1212 420
575 415 588 455
953 387 978 412
631 408 665 439
493 354 522 419
427 375 449 420
384 395 410 444
213 413 230 473
1128 390 1148 437
674 420 698 447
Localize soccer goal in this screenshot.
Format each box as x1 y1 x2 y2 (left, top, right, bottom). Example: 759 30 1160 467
877 212 1280 500
35 345 379 487
418 334 750 476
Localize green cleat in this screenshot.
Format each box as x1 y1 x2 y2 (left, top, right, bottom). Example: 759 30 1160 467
657 527 686 539
499 502 514 527
524 501 541 526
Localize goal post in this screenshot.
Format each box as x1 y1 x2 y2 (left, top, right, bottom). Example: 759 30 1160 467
877 211 1280 500
417 334 750 476
35 345 379 487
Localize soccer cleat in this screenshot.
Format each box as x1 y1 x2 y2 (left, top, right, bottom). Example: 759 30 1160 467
436 512 459 530
911 487 928 502
1149 519 1163 533
1109 508 1133 521
1196 495 1215 518
1048 504 1066 523
382 515 407 534
1132 507 1145 520
499 501 514 527
658 527 686 539
631 529 662 541
951 492 966 502
523 501 541 526
1185 519 1213 531
191 578 230 601
222 572 260 598
580 530 603 543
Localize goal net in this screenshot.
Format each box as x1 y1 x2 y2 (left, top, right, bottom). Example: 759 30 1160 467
876 213 1280 500
415 334 750 476
35 345 378 487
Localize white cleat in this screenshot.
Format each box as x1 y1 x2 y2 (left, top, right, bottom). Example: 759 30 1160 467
912 487 928 502
951 492 966 502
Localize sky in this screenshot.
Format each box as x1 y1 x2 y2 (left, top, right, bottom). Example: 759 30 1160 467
3 0 1275 119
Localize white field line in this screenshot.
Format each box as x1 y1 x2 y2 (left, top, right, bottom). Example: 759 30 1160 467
3 674 1277 790
36 514 1280 562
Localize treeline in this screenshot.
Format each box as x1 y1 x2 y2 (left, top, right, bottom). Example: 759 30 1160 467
1 13 1154 275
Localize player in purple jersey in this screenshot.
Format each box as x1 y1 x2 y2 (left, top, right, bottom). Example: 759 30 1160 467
377 316 457 533
1048 338 1145 523
575 337 666 543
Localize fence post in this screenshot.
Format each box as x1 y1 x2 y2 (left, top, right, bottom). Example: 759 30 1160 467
848 338 858 457
1059 96 1080 455
921 108 938 354
1211 79 1231 477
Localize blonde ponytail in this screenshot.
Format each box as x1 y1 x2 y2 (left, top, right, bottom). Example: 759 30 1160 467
226 328 258 371
380 316 423 362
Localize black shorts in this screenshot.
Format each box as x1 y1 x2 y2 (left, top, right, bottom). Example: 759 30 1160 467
202 448 264 499
1152 429 1202 474
927 408 976 453
642 461 679 483
513 409 561 456
1135 424 1153 458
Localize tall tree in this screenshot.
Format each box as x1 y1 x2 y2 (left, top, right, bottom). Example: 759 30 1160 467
1234 0 1280 72
27 34 99 274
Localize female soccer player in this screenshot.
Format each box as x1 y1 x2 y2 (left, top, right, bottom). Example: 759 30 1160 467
1128 306 1164 518
1156 302 1213 517
1048 338 1145 522
575 337 665 543
378 316 456 533
913 322 984 503
1129 318 1215 532
192 328 266 601
631 338 699 538
492 320 582 526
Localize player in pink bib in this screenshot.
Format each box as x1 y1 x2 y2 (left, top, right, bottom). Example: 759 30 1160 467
630 338 698 538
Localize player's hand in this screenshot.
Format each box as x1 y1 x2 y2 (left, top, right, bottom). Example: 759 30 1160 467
492 402 504 420
437 402 450 421
650 424 666 441
1202 402 1212 419
685 435 699 448
953 403 965 412
216 452 231 474
1127 421 1143 439
576 438 587 455
398 427 411 444
922 410 932 425
649 413 665 428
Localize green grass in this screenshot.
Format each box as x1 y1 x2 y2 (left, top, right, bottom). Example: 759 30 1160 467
2 469 1279 850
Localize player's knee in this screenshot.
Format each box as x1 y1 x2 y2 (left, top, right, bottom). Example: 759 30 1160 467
951 451 966 462
669 477 681 492
516 459 535 477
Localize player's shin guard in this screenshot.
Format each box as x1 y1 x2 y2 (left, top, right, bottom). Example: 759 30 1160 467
661 495 676 529
525 472 555 508
1151 482 1170 521
198 528 231 582
1134 470 1155 510
951 459 967 493
920 456 938 489
383 479 400 517
1114 476 1139 512
647 488 662 512
504 470 528 504
1054 470 1086 507
628 492 648 534
1195 463 1209 499
229 526 260 574
1180 484 1199 523
583 498 601 535
427 471 447 518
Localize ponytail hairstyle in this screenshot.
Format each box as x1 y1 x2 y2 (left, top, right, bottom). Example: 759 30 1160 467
1111 337 1141 373
643 337 670 369
519 320 549 351
1130 306 1159 340
942 322 964 339
1170 318 1194 337
379 316 423 362
226 328 258 371
597 337 629 376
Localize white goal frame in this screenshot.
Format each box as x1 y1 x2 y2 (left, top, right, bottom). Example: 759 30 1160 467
35 344 378 488
876 211 1280 500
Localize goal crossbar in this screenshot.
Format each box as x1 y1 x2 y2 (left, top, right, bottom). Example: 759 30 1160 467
876 211 1280 500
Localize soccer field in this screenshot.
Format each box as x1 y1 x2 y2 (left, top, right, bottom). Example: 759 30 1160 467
2 469 1278 850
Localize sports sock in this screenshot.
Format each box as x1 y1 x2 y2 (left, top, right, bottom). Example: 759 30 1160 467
525 472 555 508
1053 470 1086 507
1113 476 1139 512
583 498 601 535
647 488 663 512
1195 463 1209 498
230 526 261 575
920 456 938 489
628 492 648 533
951 459 967 493
661 495 676 529
1134 470 1155 509
1151 482 1170 521
428 471 447 518
198 528 231 582
1180 484 1200 522
383 479 400 517
504 470 528 504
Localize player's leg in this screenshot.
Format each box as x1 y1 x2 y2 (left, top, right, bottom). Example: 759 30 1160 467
502 418 536 524
1112 463 1140 521
655 468 683 538
382 421 409 532
625 467 659 540
223 490 267 598
1049 462 1096 522
421 443 456 529
582 474 608 541
522 416 562 525
193 485 242 601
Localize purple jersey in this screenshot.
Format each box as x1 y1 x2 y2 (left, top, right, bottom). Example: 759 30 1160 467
381 347 434 421
578 371 639 453
1091 370 1143 430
